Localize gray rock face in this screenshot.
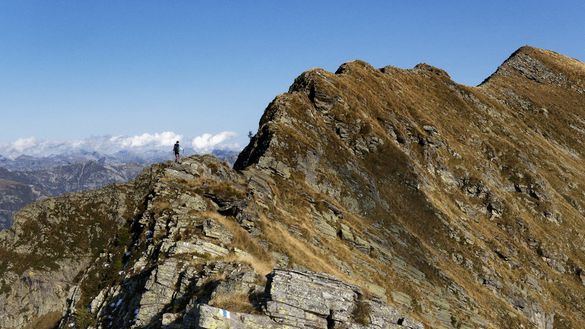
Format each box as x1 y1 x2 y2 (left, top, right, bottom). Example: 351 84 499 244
264 269 423 329
498 51 568 86
265 269 360 327
192 269 423 329
196 304 280 329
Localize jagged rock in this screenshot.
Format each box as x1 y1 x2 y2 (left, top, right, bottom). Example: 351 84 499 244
134 258 183 326
89 289 107 314
165 168 197 181
391 291 412 309
339 223 354 241
195 304 282 329
354 235 371 252
491 48 569 86
173 193 208 213
161 312 180 327
315 217 338 239
171 240 229 257
264 269 423 329
191 269 423 329
265 270 358 326
210 264 259 299
202 219 234 244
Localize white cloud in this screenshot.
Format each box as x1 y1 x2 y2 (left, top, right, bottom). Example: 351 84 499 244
12 137 37 152
192 131 237 151
110 131 182 148
0 131 240 158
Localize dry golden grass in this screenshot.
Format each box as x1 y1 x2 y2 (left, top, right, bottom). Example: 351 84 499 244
209 292 257 314
222 252 273 277
260 212 350 281
202 211 275 276
202 271 227 284
23 311 62 329
352 298 372 325
188 178 247 200
151 199 171 214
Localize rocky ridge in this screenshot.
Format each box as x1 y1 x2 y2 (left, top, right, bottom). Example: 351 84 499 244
0 150 239 230
1 46 585 329
52 156 421 329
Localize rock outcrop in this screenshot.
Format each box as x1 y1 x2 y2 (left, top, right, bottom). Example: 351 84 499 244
1 46 585 329
194 269 422 329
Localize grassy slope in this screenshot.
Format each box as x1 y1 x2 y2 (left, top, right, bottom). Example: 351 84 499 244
235 46 585 328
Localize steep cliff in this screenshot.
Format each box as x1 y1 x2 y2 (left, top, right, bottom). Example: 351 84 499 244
1 46 585 329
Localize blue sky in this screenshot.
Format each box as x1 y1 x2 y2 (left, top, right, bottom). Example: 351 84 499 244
0 1 583 147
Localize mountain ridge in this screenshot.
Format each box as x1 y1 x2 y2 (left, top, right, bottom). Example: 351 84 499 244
1 46 585 329
0 150 240 230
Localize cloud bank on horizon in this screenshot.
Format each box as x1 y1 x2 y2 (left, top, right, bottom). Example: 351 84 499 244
0 131 240 158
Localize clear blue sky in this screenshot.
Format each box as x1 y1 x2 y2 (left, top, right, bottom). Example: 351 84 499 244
0 1 583 143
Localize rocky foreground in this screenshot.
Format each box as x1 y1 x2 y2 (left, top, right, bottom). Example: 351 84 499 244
1 46 585 329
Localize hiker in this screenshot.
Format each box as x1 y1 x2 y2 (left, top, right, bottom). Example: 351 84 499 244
173 141 181 162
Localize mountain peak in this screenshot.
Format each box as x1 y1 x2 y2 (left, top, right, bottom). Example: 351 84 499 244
481 45 585 86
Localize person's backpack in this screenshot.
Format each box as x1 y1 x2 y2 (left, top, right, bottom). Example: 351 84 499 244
173 143 180 153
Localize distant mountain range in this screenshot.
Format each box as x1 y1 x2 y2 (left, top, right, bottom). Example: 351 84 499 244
0 131 240 160
0 148 239 229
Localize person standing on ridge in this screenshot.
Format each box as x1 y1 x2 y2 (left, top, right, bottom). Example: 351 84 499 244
173 141 182 163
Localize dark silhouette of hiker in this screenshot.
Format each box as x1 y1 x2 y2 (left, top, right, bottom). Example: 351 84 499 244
173 141 181 163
